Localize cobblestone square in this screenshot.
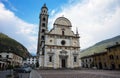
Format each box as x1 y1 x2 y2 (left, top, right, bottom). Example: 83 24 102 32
30 69 120 78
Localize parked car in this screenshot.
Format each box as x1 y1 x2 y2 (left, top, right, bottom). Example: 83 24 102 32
13 67 32 73
23 67 32 73
13 68 25 73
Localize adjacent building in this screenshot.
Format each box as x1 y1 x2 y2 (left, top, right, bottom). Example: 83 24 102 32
93 52 108 69
0 52 23 70
37 4 80 69
81 55 93 68
106 42 120 69
81 42 120 70
23 56 37 68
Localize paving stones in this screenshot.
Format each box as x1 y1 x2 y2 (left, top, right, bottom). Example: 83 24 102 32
30 70 120 78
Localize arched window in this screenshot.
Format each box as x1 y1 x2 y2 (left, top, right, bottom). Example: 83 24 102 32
43 18 46 21
49 56 52 62
42 23 45 27
42 29 45 33
44 10 45 13
41 36 45 40
6 55 9 58
74 56 77 62
61 28 65 35
109 55 114 59
62 31 64 35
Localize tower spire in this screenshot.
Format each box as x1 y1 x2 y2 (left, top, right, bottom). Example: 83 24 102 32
43 3 46 7
37 4 49 55
76 27 78 34
76 27 79 37
41 3 48 10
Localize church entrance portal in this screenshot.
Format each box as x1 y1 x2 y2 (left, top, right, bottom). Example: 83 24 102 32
61 59 66 68
59 56 68 68
59 50 68 68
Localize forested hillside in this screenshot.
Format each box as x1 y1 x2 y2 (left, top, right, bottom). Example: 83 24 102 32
81 35 120 57
0 33 31 59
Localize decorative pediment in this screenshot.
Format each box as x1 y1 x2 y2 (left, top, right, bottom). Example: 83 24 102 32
59 50 68 57
60 50 67 54
47 52 54 55
73 52 79 56
54 17 72 27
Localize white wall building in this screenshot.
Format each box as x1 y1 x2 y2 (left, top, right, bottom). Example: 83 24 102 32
0 52 23 67
26 56 37 65
23 56 37 68
37 4 80 69
81 56 93 68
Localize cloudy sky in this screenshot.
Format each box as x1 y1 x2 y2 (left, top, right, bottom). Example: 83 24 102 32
0 0 120 55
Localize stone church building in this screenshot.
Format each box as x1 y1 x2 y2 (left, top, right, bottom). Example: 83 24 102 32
37 4 80 69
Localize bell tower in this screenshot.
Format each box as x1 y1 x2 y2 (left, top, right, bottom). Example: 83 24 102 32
37 4 48 66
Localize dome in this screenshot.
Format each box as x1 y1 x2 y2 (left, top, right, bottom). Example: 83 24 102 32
54 17 72 27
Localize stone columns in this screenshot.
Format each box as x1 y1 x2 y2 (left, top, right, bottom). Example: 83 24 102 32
44 46 47 67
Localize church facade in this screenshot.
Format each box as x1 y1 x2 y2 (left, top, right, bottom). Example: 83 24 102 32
37 4 80 69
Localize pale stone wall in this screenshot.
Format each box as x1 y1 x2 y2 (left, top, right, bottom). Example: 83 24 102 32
44 47 80 68
48 26 75 36
38 17 80 69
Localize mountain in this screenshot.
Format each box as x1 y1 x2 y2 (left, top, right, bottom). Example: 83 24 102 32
80 35 120 57
0 33 31 59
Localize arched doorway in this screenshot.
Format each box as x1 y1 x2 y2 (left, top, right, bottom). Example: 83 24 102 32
111 64 115 69
59 50 68 68
61 59 66 68
60 56 67 68
99 62 103 69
